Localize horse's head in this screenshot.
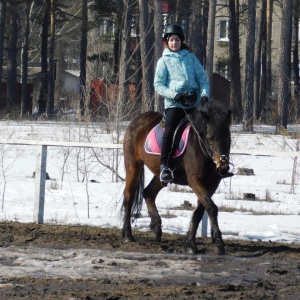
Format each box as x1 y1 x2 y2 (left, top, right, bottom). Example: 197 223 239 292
195 101 232 177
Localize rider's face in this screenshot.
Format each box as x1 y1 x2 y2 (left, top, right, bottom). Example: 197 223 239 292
167 34 181 51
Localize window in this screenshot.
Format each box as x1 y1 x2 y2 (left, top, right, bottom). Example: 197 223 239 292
219 20 229 41
98 19 114 40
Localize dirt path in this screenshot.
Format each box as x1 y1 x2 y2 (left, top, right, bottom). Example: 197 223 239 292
0 221 299 299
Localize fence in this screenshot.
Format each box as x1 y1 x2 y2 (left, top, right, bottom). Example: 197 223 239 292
0 139 299 237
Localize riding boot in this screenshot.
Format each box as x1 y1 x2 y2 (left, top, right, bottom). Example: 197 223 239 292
159 164 174 184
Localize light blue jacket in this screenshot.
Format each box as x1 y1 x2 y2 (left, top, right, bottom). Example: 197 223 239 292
154 48 210 109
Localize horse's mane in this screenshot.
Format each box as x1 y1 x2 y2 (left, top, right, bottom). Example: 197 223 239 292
190 101 231 136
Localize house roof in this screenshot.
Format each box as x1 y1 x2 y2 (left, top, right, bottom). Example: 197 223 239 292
65 70 80 77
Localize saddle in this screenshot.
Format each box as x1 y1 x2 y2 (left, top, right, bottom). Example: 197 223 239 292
145 117 190 158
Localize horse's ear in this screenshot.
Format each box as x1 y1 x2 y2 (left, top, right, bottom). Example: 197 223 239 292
227 110 232 124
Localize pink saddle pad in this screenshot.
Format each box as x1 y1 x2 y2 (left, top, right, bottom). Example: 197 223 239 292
145 124 190 158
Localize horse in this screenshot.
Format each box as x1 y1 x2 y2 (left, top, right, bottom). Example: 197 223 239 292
122 101 232 254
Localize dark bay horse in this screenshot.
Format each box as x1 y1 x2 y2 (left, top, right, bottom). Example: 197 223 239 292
122 101 232 254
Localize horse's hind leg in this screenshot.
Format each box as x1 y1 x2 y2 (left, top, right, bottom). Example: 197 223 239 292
185 199 205 254
143 176 163 242
122 161 143 242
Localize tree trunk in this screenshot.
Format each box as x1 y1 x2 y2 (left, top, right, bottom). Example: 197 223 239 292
293 0 300 120
38 0 50 115
138 0 155 110
6 0 18 110
47 0 56 117
79 0 87 117
0 0 7 110
21 0 33 117
228 0 243 121
118 0 133 118
153 0 163 112
254 0 264 121
206 0 216 91
202 0 209 66
190 0 203 64
259 0 267 123
243 0 256 132
266 0 273 122
276 0 292 131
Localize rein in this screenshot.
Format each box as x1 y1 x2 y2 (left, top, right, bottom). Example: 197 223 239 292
184 109 231 174
184 111 215 161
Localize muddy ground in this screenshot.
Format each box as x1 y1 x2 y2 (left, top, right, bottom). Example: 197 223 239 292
0 221 299 300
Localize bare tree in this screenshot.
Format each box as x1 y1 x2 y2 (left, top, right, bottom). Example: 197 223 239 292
258 0 267 123
21 0 33 117
228 0 243 122
38 0 50 115
138 0 155 110
190 0 204 64
277 0 292 131
206 0 216 90
292 0 300 119
153 0 163 112
118 0 133 117
6 0 18 110
254 0 267 121
79 0 87 116
0 0 7 110
266 0 273 121
243 0 256 132
47 0 56 117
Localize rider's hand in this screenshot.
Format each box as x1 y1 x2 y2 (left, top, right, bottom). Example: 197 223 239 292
174 93 182 101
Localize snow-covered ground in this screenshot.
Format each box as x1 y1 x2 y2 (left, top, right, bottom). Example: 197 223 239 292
0 121 299 244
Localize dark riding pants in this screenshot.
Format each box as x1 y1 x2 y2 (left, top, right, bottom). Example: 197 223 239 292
160 107 194 166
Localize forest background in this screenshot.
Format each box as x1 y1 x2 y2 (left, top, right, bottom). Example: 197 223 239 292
0 0 298 133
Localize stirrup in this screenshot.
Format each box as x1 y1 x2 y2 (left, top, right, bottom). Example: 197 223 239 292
160 166 174 184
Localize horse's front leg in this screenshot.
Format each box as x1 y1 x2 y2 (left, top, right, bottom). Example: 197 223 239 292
143 176 163 241
185 199 205 254
205 198 225 254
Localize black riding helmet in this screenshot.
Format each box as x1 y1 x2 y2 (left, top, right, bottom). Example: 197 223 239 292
163 24 185 42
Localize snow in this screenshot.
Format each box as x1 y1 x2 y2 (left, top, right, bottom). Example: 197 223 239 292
0 121 299 244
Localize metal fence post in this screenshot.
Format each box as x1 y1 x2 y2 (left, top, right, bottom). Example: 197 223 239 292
34 145 47 224
201 211 208 237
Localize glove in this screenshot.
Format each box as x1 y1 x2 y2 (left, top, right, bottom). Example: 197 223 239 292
174 91 197 107
174 93 182 101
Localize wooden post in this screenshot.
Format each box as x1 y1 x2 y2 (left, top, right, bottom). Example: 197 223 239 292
34 145 47 224
201 211 208 237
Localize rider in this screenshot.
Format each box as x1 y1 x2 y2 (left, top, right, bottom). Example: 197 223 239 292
154 23 210 184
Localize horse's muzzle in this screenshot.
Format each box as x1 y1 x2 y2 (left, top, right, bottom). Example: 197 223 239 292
216 155 230 176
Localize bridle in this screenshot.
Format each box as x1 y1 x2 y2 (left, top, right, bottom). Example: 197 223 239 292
185 111 231 176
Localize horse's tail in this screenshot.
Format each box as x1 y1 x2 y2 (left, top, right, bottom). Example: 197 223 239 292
131 167 145 219
121 166 145 220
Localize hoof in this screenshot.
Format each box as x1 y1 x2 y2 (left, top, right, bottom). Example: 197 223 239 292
184 239 199 254
123 237 135 243
217 247 226 255
186 246 198 255
122 235 135 243
215 243 226 255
